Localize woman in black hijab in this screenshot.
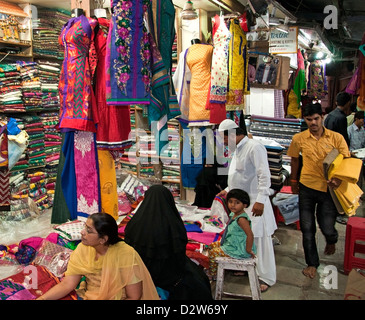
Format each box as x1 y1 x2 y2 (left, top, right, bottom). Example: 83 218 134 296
124 184 212 300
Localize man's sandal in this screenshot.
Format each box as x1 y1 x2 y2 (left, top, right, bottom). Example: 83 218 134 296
259 279 270 293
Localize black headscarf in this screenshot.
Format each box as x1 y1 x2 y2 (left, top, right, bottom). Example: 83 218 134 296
124 185 188 289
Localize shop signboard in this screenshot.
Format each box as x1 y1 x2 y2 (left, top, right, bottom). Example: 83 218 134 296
269 26 298 54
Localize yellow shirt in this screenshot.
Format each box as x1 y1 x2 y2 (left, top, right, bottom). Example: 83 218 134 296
287 127 350 192
65 242 159 300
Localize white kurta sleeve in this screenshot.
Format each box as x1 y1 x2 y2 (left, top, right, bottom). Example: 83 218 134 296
251 143 271 204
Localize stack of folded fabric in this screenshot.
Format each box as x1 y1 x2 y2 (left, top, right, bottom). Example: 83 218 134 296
27 169 50 211
21 115 45 170
0 64 25 113
161 120 180 183
40 111 61 205
32 7 70 59
36 60 61 110
266 145 286 191
18 61 43 113
7 171 31 221
138 135 156 179
41 112 61 166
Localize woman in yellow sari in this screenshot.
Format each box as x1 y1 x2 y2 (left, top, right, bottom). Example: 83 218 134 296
37 213 159 300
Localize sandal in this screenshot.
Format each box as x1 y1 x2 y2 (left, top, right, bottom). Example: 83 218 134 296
259 280 270 293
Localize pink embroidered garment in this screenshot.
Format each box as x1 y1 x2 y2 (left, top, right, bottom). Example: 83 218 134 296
74 131 100 220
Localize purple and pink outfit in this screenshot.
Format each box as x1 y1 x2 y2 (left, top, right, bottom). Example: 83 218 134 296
55 15 101 221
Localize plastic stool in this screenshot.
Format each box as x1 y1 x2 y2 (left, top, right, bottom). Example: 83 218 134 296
344 217 365 275
214 257 261 300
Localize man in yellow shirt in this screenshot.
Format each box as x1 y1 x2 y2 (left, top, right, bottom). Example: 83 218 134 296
287 103 350 279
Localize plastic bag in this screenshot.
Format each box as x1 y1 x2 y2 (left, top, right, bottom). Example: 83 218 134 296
272 193 299 225
33 240 72 278
7 130 29 170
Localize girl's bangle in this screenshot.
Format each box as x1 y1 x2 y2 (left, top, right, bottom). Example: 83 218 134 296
290 179 298 183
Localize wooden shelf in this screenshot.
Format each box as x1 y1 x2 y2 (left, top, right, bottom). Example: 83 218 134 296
0 39 31 46
0 51 32 58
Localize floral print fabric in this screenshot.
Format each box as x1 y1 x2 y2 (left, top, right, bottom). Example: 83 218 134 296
106 0 152 105
210 15 231 104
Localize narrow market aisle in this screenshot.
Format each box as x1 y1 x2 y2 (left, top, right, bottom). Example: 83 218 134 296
213 205 365 300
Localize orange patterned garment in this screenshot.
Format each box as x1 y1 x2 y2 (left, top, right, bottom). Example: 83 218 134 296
186 44 213 122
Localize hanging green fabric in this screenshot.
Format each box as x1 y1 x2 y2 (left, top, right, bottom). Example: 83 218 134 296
51 133 71 224
293 49 307 106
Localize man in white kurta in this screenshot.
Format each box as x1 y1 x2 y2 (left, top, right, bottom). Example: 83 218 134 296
217 119 277 290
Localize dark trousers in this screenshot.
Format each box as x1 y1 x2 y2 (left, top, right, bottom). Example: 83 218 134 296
299 183 338 268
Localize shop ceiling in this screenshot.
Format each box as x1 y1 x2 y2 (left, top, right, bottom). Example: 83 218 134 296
175 0 364 61
7 0 365 60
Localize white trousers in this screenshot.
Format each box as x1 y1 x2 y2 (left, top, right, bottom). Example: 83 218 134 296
254 235 277 287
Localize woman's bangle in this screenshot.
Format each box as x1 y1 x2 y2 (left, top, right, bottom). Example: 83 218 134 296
290 179 298 183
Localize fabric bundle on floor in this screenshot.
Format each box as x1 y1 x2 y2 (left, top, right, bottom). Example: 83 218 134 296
0 230 79 300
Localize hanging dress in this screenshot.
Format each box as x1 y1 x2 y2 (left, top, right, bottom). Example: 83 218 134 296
56 16 100 222
208 15 231 124
106 0 152 106
226 19 248 111
210 15 230 104
185 43 213 125
95 17 132 150
148 33 171 155
307 60 327 99
58 15 98 132
74 131 100 221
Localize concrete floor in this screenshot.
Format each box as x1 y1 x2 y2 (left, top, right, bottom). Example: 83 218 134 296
212 201 365 300
2 180 365 301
